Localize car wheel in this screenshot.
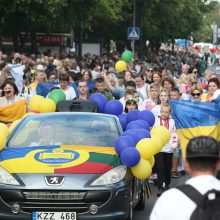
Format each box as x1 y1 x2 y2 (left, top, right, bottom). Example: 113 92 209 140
135 182 145 210
126 185 133 220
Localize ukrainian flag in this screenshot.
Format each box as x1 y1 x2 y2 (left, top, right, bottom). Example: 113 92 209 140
0 99 27 123
170 99 220 158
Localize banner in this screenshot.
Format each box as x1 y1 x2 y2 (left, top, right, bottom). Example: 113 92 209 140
0 99 26 123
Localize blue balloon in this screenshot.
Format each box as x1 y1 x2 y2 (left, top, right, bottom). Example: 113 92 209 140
104 100 123 116
120 148 140 167
126 120 150 131
123 129 151 143
135 129 151 142
127 109 140 123
114 136 136 155
138 110 155 127
121 130 139 144
118 114 127 131
89 93 107 113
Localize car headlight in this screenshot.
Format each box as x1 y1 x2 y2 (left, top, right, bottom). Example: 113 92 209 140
0 167 20 185
90 165 127 186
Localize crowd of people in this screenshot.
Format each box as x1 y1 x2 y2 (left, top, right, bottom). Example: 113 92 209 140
0 49 220 197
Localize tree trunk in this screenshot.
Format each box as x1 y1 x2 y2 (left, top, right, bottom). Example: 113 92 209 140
172 38 175 54
30 31 38 53
12 31 19 52
0 28 2 50
19 32 28 52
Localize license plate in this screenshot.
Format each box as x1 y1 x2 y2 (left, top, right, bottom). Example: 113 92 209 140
32 212 77 220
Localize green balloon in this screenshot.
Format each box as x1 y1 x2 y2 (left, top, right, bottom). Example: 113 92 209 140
122 50 133 63
48 89 66 104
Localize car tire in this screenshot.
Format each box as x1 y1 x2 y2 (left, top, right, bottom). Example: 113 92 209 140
135 182 145 210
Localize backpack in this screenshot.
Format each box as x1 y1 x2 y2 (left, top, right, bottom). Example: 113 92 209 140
176 184 220 220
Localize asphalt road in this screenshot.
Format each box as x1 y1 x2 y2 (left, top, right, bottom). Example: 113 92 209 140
133 172 189 220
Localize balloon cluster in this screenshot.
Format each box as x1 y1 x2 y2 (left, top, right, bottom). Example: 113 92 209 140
89 93 123 115
115 110 171 180
29 89 66 113
89 95 172 180
115 50 133 73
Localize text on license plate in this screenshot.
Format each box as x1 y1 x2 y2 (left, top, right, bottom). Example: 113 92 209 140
32 212 77 220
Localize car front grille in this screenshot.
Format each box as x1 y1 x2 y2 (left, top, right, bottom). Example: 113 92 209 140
0 190 111 214
23 191 86 200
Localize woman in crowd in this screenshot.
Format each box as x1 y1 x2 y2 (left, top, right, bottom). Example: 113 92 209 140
161 76 176 93
58 74 76 100
190 85 203 102
202 77 220 102
0 80 23 107
124 70 134 82
82 69 95 91
151 71 162 86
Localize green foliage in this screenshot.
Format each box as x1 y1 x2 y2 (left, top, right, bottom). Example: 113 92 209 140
0 0 218 53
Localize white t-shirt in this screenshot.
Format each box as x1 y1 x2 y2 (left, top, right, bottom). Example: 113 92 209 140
8 63 25 94
136 83 149 100
57 85 76 100
151 104 161 118
142 99 157 111
150 175 220 220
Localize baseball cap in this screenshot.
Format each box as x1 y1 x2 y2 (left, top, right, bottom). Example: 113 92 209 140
186 136 219 159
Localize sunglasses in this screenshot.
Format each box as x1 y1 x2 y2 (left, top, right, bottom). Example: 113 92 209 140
4 90 12 94
192 93 201 97
148 69 153 72
191 82 197 85
193 71 198 73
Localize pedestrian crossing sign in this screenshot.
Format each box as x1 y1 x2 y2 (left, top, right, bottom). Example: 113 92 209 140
127 27 140 40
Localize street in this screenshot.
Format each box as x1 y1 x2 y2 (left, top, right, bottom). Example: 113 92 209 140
134 173 188 220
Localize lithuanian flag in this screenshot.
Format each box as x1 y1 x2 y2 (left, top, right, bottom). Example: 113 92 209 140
0 99 27 123
170 99 220 158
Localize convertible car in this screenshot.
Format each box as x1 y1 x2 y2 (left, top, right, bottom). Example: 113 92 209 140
0 112 148 220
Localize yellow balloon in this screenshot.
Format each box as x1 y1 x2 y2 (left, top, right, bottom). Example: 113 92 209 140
115 60 127 72
150 135 164 153
0 123 9 137
131 159 152 180
38 98 56 113
29 95 44 112
136 138 157 159
9 119 21 133
0 135 7 150
148 156 155 168
150 126 171 145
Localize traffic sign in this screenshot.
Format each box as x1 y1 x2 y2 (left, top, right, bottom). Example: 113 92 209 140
127 27 140 40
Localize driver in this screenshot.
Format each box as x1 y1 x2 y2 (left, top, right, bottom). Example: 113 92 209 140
30 123 60 146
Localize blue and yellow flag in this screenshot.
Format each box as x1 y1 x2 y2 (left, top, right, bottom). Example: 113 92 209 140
170 99 220 157
0 99 27 123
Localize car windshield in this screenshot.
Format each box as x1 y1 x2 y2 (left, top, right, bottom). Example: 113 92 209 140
7 114 120 148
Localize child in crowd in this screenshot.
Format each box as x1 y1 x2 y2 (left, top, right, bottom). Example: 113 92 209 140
170 88 181 178
142 83 160 111
120 90 134 110
170 88 181 100
151 89 169 117
94 77 113 100
154 104 178 196
124 98 138 113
